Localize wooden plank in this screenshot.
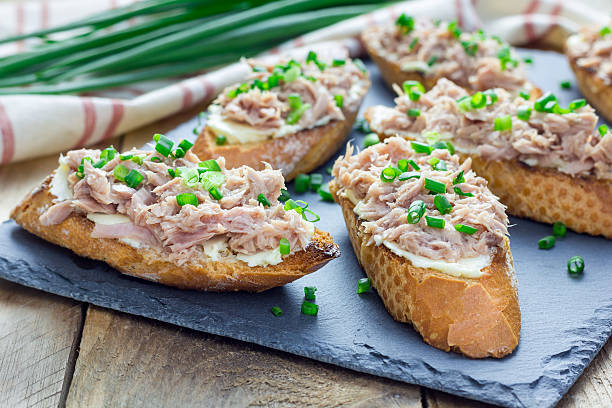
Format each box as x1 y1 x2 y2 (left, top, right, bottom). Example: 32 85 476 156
0 279 84 408
67 306 422 408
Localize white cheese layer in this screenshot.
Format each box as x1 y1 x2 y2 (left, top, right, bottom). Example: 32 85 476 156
237 247 283 267
50 156 73 201
400 61 434 74
86 213 146 249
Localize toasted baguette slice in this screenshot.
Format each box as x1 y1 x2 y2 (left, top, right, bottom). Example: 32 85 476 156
193 109 358 181
11 175 340 292
568 57 612 124
329 182 520 359
364 109 612 239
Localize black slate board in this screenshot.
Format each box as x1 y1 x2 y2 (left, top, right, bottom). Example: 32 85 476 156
1 51 611 408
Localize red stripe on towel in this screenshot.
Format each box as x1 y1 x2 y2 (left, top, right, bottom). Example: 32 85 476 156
524 0 540 43
102 100 125 141
455 0 464 27
180 84 194 110
0 102 15 164
74 98 97 148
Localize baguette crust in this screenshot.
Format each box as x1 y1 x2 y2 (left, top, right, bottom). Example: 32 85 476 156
11 175 340 292
193 109 358 182
568 56 612 124
329 181 520 358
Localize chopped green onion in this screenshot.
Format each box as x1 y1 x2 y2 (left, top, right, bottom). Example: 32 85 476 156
302 208 320 222
403 80 425 102
178 139 193 152
120 154 133 161
363 133 380 148
257 193 271 207
193 127 199 135
447 20 462 38
174 147 186 159
411 141 433 154
113 164 129 182
208 186 223 200
470 92 486 109
396 13 415 34
454 186 474 197
334 94 343 108
457 95 473 112
538 235 556 250
494 115 512 131
598 124 608 137
461 40 478 56
409 37 418 51
434 194 452 214
568 256 585 275
216 135 227 145
426 216 445 229
397 159 409 172
200 170 224 191
286 94 311 125
355 118 371 133
519 91 530 100
283 64 301 83
407 108 420 117
430 158 447 171
304 286 317 300
309 173 323 192
534 92 557 113
600 26 611 36
301 301 318 316
353 58 367 74
484 90 498 106
271 306 283 317
517 107 532 121
408 159 420 171
568 99 586 111
424 178 446 194
294 173 310 193
318 183 335 202
497 46 517 71
125 169 144 189
278 189 290 203
553 221 566 237
100 146 116 162
154 133 173 157
148 156 159 164
380 166 399 183
326 167 332 175
176 192 198 207
454 224 478 235
357 277 371 294
427 55 438 66
199 159 222 172
168 168 176 178
407 200 426 224
398 171 420 181
93 159 107 169
560 80 571 89
453 170 465 185
332 58 346 67
523 57 533 64
279 237 290 255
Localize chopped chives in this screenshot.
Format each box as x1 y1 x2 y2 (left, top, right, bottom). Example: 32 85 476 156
304 286 317 300
411 141 433 154
534 92 557 113
357 277 371 294
523 56 533 64
553 221 566 237
279 238 290 255
408 159 420 171
294 173 310 193
318 183 335 202
425 216 445 229
100 146 116 162
124 169 144 189
216 135 227 145
598 124 608 137
93 159 107 169
278 189 290 203
332 58 346 66
397 159 409 172
178 139 193 152
409 37 418 50
568 256 585 275
517 107 532 121
396 13 415 34
407 108 420 117
154 133 174 157
424 178 446 194
447 20 462 38
302 208 321 223
209 186 223 200
120 154 133 161
326 167 333 175
363 133 380 148
176 192 198 207
519 91 530 100
461 40 478 56
173 147 185 159
271 306 283 317
600 26 611 36
380 166 399 183
454 224 478 234
403 80 425 102
456 95 472 112
355 118 371 133
494 115 512 131
484 90 498 106
434 194 452 214
538 235 556 250
301 301 318 316
470 92 486 109
334 94 343 108
309 173 323 192
199 159 222 172
454 186 474 197
568 99 586 111
113 164 129 182
132 155 144 165
406 200 426 224
148 156 160 163
398 171 420 181
200 171 225 191
427 55 438 66
257 193 271 207
560 80 571 89
453 170 465 185
192 127 199 135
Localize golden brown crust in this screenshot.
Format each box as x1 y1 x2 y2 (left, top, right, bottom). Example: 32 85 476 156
193 108 361 182
567 55 612 124
10 176 340 292
329 181 520 358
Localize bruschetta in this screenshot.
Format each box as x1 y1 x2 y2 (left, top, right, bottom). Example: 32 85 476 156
365 78 612 238
193 52 370 181
330 137 520 358
361 15 535 95
11 136 340 292
566 22 612 123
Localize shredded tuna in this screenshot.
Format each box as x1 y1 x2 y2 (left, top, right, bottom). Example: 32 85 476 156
40 147 314 266
567 23 612 85
362 18 529 92
332 137 508 262
368 78 612 179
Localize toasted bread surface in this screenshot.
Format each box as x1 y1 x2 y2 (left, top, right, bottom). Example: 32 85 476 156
11 175 340 292
194 110 358 182
329 181 520 358
568 57 612 124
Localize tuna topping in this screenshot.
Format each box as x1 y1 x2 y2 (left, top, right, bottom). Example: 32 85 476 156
567 23 612 85
207 52 369 144
362 16 529 92
40 140 315 266
332 137 508 264
367 78 612 180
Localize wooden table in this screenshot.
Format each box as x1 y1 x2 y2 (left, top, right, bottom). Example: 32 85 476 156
1 104 610 408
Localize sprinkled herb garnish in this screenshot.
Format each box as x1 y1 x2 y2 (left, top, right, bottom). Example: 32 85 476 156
568 256 585 275
408 108 420 117
403 80 425 102
125 169 144 189
295 173 310 193
304 286 317 300
286 94 311 125
553 221 566 237
517 107 532 121
208 186 223 200
454 224 478 235
560 80 571 89
334 94 343 108
519 91 530 100
452 170 465 185
454 186 474 197
396 13 415 34
434 194 452 214
257 193 271 207
364 133 380 148
600 26 611 36
538 235 556 250
426 216 445 229
278 189 290 203
198 159 222 172
408 159 420 171
280 237 290 255
407 200 426 224
425 178 446 194
271 306 283 317
398 171 420 181
568 99 586 111
355 118 371 133
427 55 438 66
309 173 323 192
318 183 334 202
301 301 318 315
447 20 462 38
494 115 512 131
357 277 371 294
153 133 173 157
176 192 198 207
380 166 400 183
598 124 608 137
409 37 419 50
411 141 433 154
113 164 129 182
216 135 227 145
332 58 346 67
